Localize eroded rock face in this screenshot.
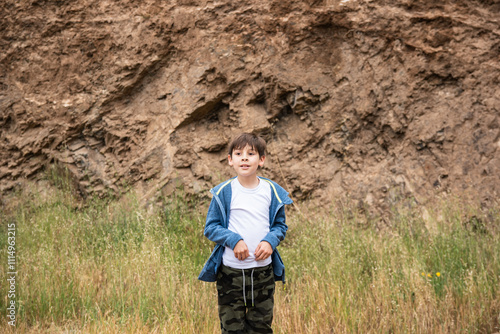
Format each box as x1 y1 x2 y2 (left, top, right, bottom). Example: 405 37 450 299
1 0 499 209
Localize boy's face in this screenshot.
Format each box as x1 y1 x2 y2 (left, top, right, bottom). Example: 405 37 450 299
228 144 265 179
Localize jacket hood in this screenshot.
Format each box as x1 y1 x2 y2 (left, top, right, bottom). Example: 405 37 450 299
211 176 293 205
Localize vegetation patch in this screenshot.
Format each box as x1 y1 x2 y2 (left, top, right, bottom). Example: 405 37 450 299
1 174 499 333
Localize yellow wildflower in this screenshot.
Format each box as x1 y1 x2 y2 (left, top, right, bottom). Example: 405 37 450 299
436 272 441 277
427 273 432 278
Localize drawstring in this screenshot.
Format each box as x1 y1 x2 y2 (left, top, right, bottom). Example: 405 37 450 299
251 269 255 307
242 269 256 307
242 269 246 307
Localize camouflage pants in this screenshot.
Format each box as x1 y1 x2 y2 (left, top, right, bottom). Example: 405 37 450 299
216 264 275 334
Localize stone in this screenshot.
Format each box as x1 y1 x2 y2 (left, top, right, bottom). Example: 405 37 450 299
0 0 499 209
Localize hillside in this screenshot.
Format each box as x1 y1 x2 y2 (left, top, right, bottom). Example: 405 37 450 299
1 0 499 210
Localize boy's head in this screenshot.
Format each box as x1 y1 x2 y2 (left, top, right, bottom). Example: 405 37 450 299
228 133 266 159
227 133 267 179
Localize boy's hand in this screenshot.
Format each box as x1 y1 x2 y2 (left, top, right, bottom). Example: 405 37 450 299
233 240 249 261
255 241 273 261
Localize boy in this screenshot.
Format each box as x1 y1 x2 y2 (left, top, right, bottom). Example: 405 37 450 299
198 133 293 334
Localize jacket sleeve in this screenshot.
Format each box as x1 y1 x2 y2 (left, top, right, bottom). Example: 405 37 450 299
261 205 288 251
204 196 243 250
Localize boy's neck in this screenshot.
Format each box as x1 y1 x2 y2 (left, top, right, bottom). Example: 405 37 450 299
237 175 260 189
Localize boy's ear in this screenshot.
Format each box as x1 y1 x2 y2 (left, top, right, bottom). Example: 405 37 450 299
228 154 234 166
258 155 266 167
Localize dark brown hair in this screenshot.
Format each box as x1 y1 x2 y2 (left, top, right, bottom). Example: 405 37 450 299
228 133 266 157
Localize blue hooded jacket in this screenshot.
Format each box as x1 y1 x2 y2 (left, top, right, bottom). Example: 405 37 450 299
198 176 293 283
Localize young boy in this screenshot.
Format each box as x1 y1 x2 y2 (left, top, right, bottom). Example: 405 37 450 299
198 133 293 334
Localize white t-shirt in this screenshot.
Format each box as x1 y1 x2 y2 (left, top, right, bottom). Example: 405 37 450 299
222 178 272 269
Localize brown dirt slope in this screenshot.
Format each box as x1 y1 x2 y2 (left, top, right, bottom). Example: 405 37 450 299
1 0 499 210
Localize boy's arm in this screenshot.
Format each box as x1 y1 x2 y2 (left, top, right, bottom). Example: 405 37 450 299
204 197 243 250
261 205 288 251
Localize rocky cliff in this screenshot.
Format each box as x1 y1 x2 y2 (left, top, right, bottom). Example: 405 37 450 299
1 0 499 210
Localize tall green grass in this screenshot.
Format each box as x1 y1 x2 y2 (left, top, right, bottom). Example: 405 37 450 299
0 172 499 333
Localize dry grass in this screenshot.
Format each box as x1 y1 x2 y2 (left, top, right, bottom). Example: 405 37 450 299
1 172 499 333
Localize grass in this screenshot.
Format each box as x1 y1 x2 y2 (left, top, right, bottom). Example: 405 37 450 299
0 171 499 333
